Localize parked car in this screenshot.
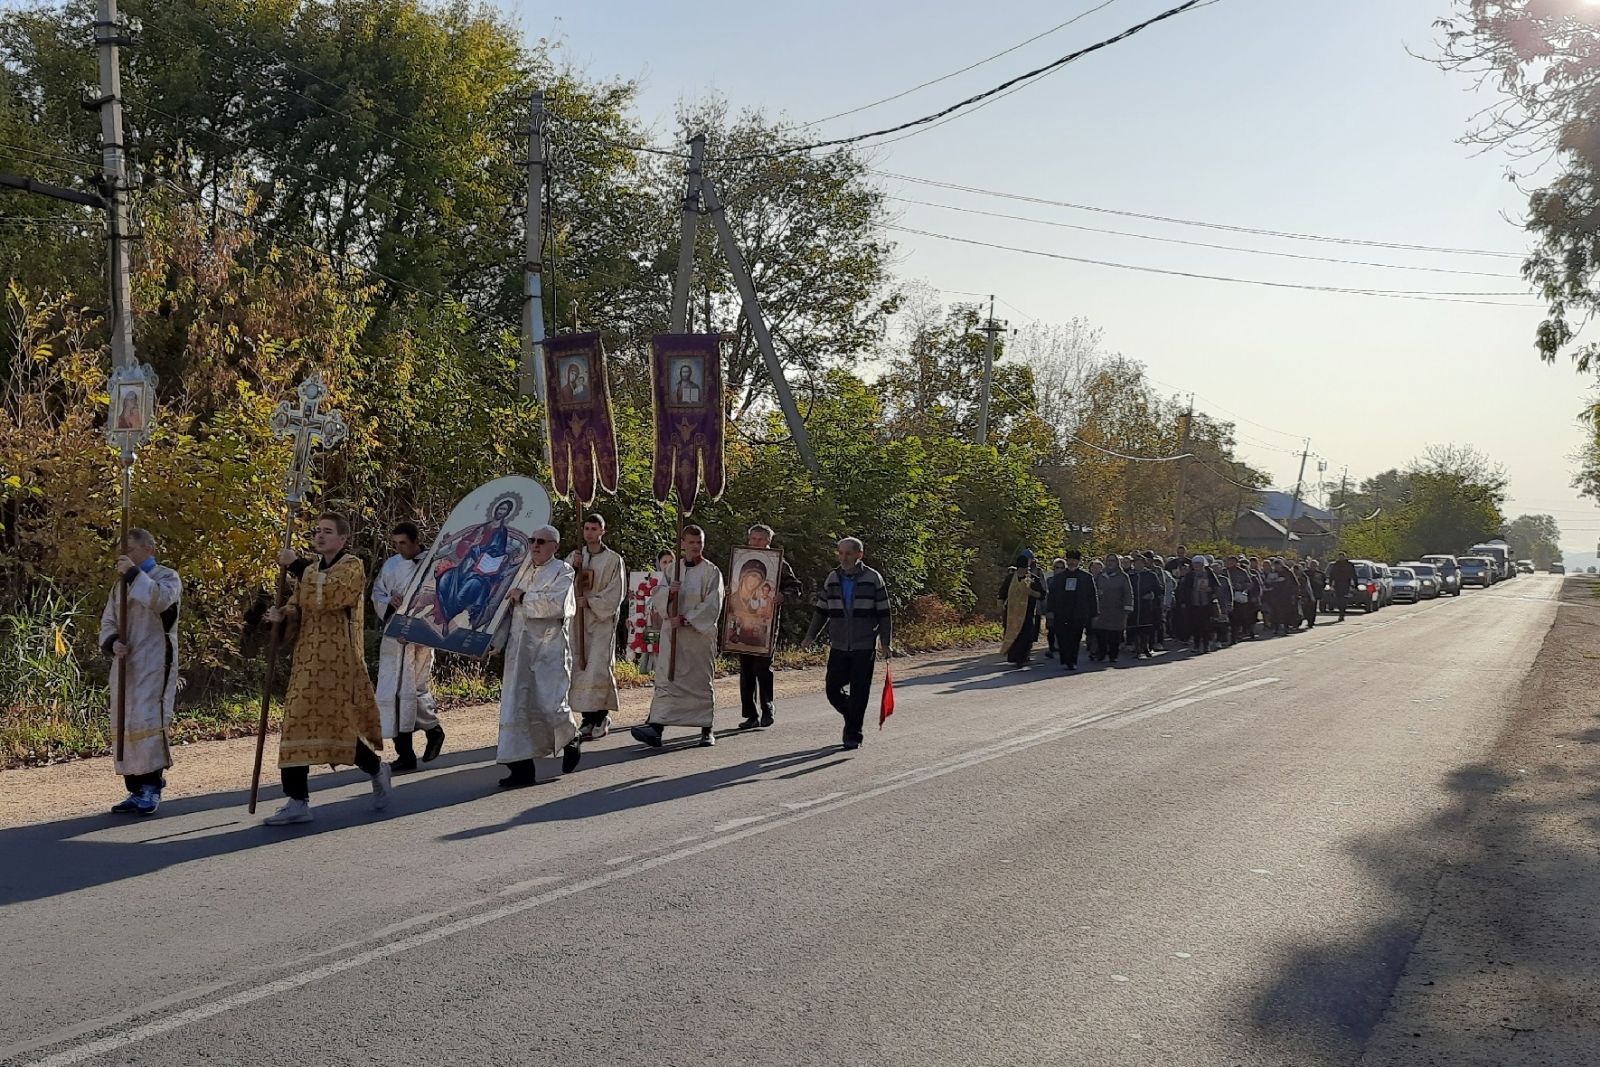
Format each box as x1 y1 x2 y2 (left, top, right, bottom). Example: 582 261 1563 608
1517 560 1535 574
1401 562 1442 599
1470 542 1512 582
1323 560 1383 613
1551 563 1566 575
1373 563 1396 606
1389 567 1423 603
1421 554 1463 596
1459 556 1495 587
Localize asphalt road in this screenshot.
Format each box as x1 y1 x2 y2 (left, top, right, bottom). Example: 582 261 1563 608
0 576 1563 1067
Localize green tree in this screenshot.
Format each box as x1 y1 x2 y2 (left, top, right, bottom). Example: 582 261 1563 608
1503 513 1563 568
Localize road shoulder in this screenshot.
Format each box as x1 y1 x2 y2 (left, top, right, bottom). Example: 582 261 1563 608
1362 577 1600 1065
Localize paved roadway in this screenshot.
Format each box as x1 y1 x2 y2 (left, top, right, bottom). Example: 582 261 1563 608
0 576 1563 1066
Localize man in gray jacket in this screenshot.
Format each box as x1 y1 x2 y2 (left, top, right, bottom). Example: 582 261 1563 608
806 538 892 750
1091 553 1134 664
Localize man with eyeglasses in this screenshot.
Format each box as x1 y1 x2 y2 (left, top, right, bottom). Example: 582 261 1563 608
632 525 725 750
495 524 583 788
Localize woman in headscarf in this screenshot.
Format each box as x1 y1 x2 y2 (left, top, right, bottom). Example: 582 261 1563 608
999 551 1046 665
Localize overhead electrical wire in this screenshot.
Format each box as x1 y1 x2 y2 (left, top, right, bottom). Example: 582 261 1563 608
878 171 1523 259
884 194 1522 279
789 0 1128 130
888 225 1538 306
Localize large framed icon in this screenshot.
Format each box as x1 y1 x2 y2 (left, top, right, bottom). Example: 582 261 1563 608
720 546 785 657
384 475 552 657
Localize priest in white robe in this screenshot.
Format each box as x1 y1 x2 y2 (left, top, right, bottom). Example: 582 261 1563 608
631 525 725 750
97 527 182 816
568 513 624 742
372 521 443 771
496 524 582 788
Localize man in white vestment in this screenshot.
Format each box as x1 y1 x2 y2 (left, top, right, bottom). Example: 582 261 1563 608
496 524 582 788
631 525 725 750
372 521 444 771
98 528 182 816
567 513 624 742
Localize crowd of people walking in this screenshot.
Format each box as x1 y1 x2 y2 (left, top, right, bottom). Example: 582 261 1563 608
1001 546 1344 668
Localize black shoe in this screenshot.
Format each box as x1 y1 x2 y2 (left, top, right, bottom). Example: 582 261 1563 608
422 726 446 763
497 761 538 789
759 709 774 728
561 741 582 774
737 715 761 730
842 735 862 751
1064 662 1076 671
630 724 664 748
393 752 419 774
700 728 717 748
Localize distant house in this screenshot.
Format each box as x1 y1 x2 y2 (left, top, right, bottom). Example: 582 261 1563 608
1259 491 1333 527
1287 513 1335 559
1233 510 1299 552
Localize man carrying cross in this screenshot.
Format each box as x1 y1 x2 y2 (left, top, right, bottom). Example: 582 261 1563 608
262 512 389 825
98 528 182 816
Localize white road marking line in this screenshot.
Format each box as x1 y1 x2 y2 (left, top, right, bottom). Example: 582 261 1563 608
709 815 770 833
603 855 636 866
1101 677 1279 729
781 793 846 811
493 876 563 896
670 834 703 845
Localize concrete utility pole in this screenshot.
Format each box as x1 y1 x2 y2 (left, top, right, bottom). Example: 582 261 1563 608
669 134 707 333
93 0 136 370
519 91 547 404
1171 394 1194 550
975 296 1005 445
701 174 817 472
1282 439 1311 553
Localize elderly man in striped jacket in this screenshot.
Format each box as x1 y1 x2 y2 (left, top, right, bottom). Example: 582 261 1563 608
805 537 893 751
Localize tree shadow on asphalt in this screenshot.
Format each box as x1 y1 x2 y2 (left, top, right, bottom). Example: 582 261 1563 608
1241 587 1600 1063
436 745 845 842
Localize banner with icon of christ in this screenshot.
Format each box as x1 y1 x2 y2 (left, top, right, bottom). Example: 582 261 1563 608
650 333 725 514
543 332 619 506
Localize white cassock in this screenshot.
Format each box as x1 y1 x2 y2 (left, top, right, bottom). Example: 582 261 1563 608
371 552 438 737
97 564 182 776
567 545 624 713
648 558 725 728
496 557 580 763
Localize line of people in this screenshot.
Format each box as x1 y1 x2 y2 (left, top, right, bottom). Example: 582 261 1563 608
1001 547 1345 668
96 516 894 825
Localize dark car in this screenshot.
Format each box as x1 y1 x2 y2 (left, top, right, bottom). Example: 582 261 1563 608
1421 554 1462 596
1459 557 1495 587
1551 563 1566 575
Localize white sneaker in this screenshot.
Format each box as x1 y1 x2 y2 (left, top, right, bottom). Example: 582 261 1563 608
370 762 392 811
263 798 312 826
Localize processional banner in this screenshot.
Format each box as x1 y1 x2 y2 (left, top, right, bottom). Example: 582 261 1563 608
385 475 552 657
650 333 725 514
542 332 619 506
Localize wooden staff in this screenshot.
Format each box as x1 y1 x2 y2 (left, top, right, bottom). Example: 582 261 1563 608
574 547 590 671
113 450 132 762
667 504 683 682
248 508 298 814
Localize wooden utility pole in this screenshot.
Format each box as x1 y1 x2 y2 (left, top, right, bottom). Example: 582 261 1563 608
93 0 135 371
1171 394 1194 550
975 296 1005 445
1282 439 1311 554
520 93 548 406
669 135 707 333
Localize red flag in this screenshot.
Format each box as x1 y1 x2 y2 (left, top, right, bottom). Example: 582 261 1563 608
879 666 896 730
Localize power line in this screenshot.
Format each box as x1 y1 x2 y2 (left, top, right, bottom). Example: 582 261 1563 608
580 0 1220 162
878 171 1524 259
885 194 1522 279
888 225 1539 305
789 0 1128 130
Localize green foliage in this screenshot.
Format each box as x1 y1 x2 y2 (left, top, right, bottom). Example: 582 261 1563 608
1503 513 1563 569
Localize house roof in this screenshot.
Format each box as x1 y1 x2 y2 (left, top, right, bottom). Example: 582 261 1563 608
1234 509 1301 542
1260 490 1332 525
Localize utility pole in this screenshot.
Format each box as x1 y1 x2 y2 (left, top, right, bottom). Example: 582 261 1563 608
1171 394 1194 550
975 296 1005 445
701 174 817 472
1282 438 1310 554
93 0 135 370
669 134 707 333
519 91 547 404
1334 465 1349 546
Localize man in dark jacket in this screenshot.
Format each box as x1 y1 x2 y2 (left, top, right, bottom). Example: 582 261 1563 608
1327 553 1358 622
736 524 804 730
1043 550 1099 670
806 538 892 750
1127 555 1165 659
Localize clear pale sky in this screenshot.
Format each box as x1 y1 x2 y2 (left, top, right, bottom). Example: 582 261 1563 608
515 0 1600 554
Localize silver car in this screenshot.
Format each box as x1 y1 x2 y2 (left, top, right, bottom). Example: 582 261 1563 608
1389 567 1421 603
1400 562 1442 599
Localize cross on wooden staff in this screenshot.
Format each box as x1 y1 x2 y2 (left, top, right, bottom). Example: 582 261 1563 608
248 372 348 813
105 363 158 764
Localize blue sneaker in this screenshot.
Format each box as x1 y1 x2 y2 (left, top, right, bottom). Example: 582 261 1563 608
131 787 160 817
111 793 141 815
